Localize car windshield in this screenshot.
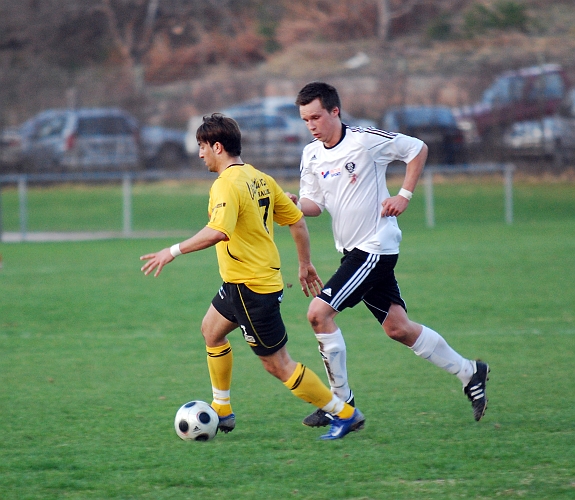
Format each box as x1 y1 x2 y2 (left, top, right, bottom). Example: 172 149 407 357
481 75 525 105
276 104 301 120
77 117 133 136
402 108 456 126
234 115 286 130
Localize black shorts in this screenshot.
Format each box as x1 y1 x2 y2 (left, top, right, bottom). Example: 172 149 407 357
211 283 288 357
317 248 407 324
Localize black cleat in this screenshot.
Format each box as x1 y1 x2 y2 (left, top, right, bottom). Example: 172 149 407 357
464 361 490 421
217 413 236 433
303 396 354 428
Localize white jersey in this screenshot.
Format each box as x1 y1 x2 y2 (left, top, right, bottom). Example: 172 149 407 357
299 125 423 255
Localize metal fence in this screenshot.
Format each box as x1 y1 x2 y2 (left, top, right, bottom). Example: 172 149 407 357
0 163 515 242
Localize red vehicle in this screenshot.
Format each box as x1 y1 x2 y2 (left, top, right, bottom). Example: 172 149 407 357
454 64 569 143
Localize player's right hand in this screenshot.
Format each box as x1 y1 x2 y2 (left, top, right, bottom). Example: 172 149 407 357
140 248 174 277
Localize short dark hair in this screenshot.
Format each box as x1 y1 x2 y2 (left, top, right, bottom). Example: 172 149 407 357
196 113 242 157
296 82 341 116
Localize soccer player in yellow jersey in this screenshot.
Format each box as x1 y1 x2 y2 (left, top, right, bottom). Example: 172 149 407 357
140 113 365 440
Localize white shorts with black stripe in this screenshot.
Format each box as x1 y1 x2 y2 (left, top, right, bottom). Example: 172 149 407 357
317 248 406 324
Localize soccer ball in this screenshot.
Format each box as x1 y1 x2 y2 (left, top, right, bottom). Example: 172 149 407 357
174 401 219 441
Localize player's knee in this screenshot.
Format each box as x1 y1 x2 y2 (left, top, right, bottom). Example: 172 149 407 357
307 302 326 329
383 321 410 343
200 317 214 344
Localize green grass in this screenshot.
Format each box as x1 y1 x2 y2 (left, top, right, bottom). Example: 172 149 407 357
1 176 574 233
1 179 574 499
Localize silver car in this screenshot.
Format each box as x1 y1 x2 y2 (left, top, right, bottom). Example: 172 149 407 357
21 108 140 171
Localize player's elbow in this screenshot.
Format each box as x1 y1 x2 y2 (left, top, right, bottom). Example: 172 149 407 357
301 198 322 217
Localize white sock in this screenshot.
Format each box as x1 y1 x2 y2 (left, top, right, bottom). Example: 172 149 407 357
315 329 353 402
411 325 475 386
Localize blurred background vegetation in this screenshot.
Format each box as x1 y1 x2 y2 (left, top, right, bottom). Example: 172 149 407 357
1 0 574 128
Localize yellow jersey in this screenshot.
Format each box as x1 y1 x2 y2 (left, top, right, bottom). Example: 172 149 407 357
207 163 303 293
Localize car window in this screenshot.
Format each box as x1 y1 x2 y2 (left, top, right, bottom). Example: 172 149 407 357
482 75 524 105
276 104 301 120
34 115 67 139
77 117 133 136
402 108 456 127
541 73 565 99
235 115 286 130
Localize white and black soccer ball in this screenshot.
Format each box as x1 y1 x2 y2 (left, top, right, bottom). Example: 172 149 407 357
174 401 219 441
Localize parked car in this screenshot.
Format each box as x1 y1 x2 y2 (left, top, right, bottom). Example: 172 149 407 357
232 113 305 167
185 96 376 167
382 105 466 164
0 126 24 171
140 125 188 169
454 64 569 144
502 88 575 166
185 97 308 167
17 108 141 172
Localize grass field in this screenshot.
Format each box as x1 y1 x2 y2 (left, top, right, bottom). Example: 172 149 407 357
1 178 574 499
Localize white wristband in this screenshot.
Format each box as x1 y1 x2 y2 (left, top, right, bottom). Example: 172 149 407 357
170 243 182 258
296 201 302 210
398 188 413 201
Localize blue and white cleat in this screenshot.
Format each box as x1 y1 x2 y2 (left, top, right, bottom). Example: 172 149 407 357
217 413 236 433
319 408 365 440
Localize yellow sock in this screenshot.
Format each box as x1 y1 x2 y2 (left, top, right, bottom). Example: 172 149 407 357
206 341 233 417
335 402 355 420
283 362 354 420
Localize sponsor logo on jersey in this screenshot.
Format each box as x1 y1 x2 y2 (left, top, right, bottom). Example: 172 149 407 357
310 155 317 161
321 167 342 178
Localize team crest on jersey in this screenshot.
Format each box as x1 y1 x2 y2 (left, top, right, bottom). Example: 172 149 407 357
344 162 358 184
321 167 341 178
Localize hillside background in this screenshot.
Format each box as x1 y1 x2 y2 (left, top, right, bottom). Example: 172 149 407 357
1 0 574 129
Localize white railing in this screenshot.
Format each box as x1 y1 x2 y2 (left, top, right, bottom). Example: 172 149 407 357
0 163 514 242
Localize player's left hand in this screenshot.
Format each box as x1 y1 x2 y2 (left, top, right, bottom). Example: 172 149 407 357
140 248 174 277
299 263 323 297
381 195 409 218
285 192 299 205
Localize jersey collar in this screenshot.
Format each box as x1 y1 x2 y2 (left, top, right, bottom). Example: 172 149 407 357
324 123 347 150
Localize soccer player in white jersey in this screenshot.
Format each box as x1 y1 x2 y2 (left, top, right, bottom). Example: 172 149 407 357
288 82 489 427
141 113 365 440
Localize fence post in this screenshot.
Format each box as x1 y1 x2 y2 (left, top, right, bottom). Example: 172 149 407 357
504 163 514 224
18 175 28 240
0 183 3 242
424 168 435 228
122 174 132 236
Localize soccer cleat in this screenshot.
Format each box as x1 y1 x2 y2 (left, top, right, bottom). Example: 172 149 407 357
464 360 490 421
319 408 365 440
217 413 236 433
302 396 355 427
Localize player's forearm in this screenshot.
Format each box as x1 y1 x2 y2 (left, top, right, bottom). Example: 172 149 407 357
402 143 428 193
178 226 227 254
289 218 313 265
